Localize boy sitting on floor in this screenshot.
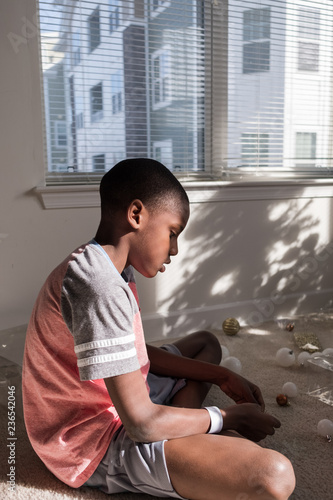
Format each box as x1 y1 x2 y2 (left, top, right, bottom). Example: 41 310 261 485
23 158 295 500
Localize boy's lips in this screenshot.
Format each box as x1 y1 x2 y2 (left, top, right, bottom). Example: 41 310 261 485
159 259 171 273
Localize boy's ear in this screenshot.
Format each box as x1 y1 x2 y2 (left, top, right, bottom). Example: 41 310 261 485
127 199 145 229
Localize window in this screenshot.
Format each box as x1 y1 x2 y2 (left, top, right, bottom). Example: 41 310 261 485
72 31 81 66
151 1 170 17
296 133 317 161
37 0 333 185
55 121 68 148
243 8 270 74
109 0 120 33
299 8 320 39
241 134 269 168
75 95 84 130
243 8 270 41
90 82 103 122
153 139 173 170
88 7 100 53
111 71 123 114
92 153 106 171
243 42 270 74
298 43 319 71
298 8 320 72
152 50 170 108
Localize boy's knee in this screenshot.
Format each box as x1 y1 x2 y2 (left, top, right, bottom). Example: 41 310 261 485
257 451 295 500
197 330 222 365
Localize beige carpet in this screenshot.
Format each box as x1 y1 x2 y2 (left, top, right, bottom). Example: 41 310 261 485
1 314 333 500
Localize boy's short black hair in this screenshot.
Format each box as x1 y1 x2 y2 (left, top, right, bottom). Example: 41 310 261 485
100 158 189 213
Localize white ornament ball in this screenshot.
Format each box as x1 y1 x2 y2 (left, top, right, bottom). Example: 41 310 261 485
221 356 242 374
317 419 333 438
297 351 311 366
276 348 296 367
282 382 298 398
220 345 230 360
322 348 333 356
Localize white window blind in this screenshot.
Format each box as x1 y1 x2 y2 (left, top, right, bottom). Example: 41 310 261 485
39 0 205 183
38 0 333 184
224 0 333 179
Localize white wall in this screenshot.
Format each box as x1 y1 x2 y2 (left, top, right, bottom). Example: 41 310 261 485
1 0 333 348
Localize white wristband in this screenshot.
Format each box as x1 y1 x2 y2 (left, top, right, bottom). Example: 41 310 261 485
204 406 223 434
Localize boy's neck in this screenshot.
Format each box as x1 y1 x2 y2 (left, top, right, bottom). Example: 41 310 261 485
94 225 129 274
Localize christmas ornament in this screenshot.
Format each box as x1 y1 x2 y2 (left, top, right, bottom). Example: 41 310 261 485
297 351 311 366
221 356 242 374
222 318 240 336
275 348 295 367
282 382 298 398
276 394 290 406
220 345 230 359
317 419 333 441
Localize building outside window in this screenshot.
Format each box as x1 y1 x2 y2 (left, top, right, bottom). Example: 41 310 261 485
92 153 106 171
243 7 271 74
153 139 173 170
298 8 320 72
90 82 103 122
75 95 84 129
72 31 81 66
111 71 123 114
241 133 269 167
109 0 120 33
151 1 170 17
88 7 100 53
152 49 170 108
54 121 68 148
296 132 317 160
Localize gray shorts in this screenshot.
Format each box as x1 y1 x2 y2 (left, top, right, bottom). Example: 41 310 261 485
84 344 186 499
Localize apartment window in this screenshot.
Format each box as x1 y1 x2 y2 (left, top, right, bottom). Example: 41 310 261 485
90 82 103 122
299 8 320 39
88 7 100 53
54 121 68 148
109 0 120 33
241 134 269 167
37 0 333 185
152 50 170 108
243 8 270 74
72 31 81 66
298 8 320 72
153 139 173 170
296 133 317 160
92 154 106 171
111 71 123 114
151 1 170 16
298 43 319 71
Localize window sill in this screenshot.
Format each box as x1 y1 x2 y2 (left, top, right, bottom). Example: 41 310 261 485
35 178 333 209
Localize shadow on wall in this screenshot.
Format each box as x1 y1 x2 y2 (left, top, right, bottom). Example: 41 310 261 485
150 190 333 338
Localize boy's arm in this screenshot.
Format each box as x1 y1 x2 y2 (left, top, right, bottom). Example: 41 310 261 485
146 344 265 409
104 369 211 442
104 369 280 443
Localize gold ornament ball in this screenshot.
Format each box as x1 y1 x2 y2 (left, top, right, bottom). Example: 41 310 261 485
276 394 290 406
222 318 240 336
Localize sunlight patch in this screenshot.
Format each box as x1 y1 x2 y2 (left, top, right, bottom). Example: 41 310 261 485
211 271 237 296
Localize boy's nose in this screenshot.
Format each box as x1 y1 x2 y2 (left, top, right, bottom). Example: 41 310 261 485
170 240 178 256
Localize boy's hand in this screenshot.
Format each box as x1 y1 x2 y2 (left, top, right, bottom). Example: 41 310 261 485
222 403 281 442
218 370 265 410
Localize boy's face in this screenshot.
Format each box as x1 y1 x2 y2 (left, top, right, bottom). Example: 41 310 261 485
131 200 189 278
